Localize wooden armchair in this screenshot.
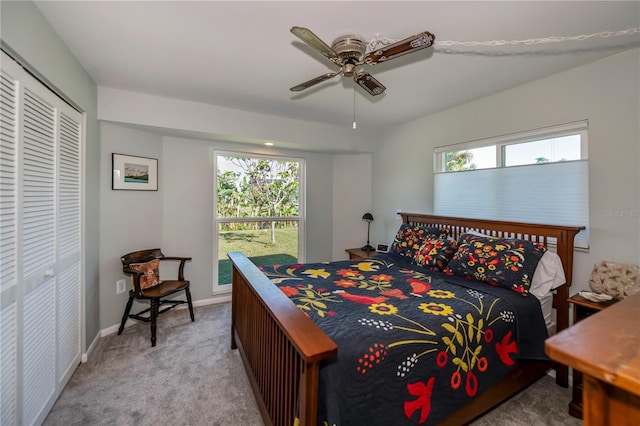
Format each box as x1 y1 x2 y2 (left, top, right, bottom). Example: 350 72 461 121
118 248 194 346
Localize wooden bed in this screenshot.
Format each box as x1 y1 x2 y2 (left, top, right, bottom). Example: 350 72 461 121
228 213 583 425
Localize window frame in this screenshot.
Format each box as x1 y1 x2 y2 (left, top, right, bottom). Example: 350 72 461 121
434 120 588 173
212 150 305 293
433 121 589 250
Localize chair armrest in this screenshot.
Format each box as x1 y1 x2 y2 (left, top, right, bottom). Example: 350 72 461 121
158 256 192 281
162 256 192 262
122 267 143 295
123 266 144 275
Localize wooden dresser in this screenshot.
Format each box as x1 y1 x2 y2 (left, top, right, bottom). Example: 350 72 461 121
545 292 640 425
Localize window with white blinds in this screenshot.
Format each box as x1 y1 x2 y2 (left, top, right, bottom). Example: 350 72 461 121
434 122 589 249
1 50 83 426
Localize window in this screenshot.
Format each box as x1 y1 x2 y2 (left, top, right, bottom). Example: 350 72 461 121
434 121 589 249
503 135 581 167
213 152 304 292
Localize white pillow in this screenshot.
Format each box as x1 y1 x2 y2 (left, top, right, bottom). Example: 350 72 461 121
530 251 566 298
464 229 492 237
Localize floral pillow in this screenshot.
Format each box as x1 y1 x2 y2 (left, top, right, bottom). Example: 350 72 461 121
443 233 547 296
130 259 160 290
390 224 450 259
413 237 458 271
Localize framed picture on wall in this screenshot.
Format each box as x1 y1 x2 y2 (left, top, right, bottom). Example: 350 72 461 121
112 153 158 191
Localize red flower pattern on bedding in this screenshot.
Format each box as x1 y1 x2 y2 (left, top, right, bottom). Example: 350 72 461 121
260 254 546 425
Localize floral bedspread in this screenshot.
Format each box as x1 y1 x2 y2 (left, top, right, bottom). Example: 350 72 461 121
260 253 548 425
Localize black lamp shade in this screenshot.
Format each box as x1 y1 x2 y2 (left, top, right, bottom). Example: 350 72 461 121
362 212 374 221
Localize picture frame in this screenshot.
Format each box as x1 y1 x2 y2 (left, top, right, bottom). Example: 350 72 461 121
112 153 158 191
376 243 390 253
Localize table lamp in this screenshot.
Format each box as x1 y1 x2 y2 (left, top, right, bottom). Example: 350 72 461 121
361 212 375 252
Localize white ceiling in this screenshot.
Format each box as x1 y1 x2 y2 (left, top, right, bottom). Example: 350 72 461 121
35 1 640 131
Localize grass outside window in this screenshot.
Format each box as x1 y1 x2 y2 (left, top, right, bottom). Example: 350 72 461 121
217 226 298 285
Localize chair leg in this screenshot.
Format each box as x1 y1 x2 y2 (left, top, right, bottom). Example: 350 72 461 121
118 295 134 335
150 298 158 347
185 287 195 322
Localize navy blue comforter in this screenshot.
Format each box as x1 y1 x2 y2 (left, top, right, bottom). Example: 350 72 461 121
259 253 548 425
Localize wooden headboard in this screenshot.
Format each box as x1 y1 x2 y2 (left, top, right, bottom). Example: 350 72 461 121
399 212 584 288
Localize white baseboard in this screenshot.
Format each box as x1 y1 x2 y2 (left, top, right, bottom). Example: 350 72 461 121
82 331 100 363
80 295 231 363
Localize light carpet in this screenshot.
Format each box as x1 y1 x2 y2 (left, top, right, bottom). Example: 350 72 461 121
45 303 581 426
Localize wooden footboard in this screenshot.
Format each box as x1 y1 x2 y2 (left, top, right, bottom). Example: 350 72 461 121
228 252 337 426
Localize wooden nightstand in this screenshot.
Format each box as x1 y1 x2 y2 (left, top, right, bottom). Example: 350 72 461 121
345 248 376 259
566 293 620 419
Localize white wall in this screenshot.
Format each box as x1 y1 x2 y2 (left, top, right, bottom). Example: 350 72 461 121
98 87 379 154
161 138 215 304
332 154 373 259
98 124 339 329
99 123 164 328
371 48 640 294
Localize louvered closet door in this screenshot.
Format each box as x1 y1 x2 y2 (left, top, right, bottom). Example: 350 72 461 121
1 64 20 426
55 108 82 390
0 51 82 426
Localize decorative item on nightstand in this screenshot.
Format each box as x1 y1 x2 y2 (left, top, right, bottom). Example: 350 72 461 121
361 212 375 252
589 260 640 298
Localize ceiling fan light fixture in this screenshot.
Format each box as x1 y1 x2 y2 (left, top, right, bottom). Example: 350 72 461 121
342 62 356 77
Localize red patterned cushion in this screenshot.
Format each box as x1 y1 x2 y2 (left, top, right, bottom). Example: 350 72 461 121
130 259 160 290
390 224 450 259
443 233 546 296
413 237 458 271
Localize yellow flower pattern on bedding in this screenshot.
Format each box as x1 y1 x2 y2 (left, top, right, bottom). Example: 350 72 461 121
260 253 547 425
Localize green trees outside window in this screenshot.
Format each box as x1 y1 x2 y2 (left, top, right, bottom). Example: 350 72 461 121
215 154 302 285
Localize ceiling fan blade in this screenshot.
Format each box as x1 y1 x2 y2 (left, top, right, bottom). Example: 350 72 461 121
355 72 386 96
365 31 435 65
291 26 338 61
290 72 341 92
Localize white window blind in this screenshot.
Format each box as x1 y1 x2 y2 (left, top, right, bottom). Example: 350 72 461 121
435 160 589 248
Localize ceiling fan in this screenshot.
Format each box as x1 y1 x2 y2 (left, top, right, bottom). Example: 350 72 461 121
290 26 436 96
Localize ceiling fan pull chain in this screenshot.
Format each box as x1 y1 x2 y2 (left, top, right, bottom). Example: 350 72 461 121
352 87 357 130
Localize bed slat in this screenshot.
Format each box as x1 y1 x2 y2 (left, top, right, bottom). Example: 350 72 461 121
230 252 337 426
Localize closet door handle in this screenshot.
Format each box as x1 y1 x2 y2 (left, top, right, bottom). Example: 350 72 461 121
45 269 55 278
